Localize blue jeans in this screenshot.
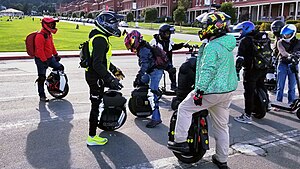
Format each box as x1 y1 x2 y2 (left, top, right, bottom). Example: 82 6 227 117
276 62 297 104
35 57 62 97
142 69 163 121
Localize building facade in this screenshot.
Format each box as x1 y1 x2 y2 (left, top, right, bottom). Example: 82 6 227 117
57 0 300 23
187 0 300 23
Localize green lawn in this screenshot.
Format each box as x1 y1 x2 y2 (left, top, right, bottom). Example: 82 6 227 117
0 17 198 52
128 22 200 35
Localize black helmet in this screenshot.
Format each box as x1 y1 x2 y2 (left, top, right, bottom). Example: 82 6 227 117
271 20 285 37
196 12 231 40
94 11 123 37
159 23 175 40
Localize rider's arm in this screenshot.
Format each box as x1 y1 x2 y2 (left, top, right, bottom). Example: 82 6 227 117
91 37 111 78
195 44 217 92
50 36 58 56
35 33 47 62
277 39 290 58
137 47 152 76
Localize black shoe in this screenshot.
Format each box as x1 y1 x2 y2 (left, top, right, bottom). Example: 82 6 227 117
146 120 162 128
40 97 49 102
212 155 229 169
167 141 190 153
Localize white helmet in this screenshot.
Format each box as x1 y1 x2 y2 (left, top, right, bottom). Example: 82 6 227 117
280 24 297 43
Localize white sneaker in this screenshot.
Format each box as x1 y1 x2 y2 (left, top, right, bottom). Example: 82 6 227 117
234 114 252 124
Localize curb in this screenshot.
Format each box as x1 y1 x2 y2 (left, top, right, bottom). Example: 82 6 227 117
0 50 189 61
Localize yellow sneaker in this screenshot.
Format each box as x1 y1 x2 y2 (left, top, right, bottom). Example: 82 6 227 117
86 135 108 146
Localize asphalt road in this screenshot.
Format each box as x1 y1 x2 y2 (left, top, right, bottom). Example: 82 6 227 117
0 53 300 169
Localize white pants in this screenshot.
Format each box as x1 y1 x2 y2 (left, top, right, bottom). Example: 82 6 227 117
174 91 233 162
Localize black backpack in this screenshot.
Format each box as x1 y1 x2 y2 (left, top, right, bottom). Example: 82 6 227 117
145 43 169 70
252 32 273 70
79 40 90 68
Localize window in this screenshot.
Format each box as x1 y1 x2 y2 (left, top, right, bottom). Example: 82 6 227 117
290 3 295 16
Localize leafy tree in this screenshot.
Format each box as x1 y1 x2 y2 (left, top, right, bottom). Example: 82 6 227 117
126 12 134 22
80 11 85 18
72 13 77 18
144 8 158 29
173 6 186 32
87 13 93 19
178 0 190 10
219 2 237 24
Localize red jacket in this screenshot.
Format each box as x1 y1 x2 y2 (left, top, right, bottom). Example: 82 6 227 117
34 28 58 62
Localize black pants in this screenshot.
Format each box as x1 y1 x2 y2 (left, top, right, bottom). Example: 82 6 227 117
243 69 268 116
85 72 104 136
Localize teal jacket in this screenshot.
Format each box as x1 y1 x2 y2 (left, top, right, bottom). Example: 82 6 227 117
195 35 238 94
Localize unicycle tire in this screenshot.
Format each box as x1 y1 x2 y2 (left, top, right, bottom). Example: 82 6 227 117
173 149 206 164
296 109 300 119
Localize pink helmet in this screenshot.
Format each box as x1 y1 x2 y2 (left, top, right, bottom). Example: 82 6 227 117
41 17 59 34
124 30 143 53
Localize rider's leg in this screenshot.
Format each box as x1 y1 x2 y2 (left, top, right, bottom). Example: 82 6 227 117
167 67 177 91
209 94 232 163
34 57 48 99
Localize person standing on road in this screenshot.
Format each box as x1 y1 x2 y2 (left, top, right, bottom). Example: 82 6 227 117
234 21 271 124
34 17 64 102
275 24 300 108
125 30 164 128
85 11 125 146
150 23 188 91
168 12 237 169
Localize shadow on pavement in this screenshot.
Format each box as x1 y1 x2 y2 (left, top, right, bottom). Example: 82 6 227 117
26 99 74 169
88 131 149 168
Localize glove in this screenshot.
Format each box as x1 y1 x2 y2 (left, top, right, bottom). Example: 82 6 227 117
193 89 204 106
113 68 125 80
54 55 61 62
104 75 123 90
235 56 244 70
133 74 144 87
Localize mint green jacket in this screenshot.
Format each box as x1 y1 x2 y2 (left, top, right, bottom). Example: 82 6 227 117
195 35 238 94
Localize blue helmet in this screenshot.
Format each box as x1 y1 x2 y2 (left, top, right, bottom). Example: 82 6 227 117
280 24 297 43
233 21 255 38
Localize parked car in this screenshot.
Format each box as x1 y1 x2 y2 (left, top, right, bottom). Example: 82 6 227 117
119 21 129 27
227 25 241 45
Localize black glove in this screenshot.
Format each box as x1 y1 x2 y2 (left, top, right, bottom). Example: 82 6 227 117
104 75 123 90
193 89 204 106
113 68 125 80
133 74 144 88
236 56 244 70
54 55 61 62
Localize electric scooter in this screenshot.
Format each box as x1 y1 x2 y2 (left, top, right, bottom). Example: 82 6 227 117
271 52 300 119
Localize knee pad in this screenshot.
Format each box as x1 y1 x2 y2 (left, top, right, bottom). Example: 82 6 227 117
36 75 46 85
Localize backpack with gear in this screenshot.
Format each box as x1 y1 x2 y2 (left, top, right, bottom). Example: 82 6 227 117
146 43 169 70
252 32 273 70
25 31 46 57
78 40 90 68
128 85 155 117
98 90 127 131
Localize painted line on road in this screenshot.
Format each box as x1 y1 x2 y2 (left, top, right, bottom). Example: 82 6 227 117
123 129 300 169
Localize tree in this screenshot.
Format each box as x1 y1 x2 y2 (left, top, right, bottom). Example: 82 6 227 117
126 12 134 22
144 8 158 29
219 2 237 24
80 11 85 18
178 0 190 10
87 13 93 19
173 6 186 32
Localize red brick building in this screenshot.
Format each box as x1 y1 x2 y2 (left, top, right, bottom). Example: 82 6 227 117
57 0 300 23
187 0 300 23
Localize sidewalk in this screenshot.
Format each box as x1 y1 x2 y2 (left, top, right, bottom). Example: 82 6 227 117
0 48 190 60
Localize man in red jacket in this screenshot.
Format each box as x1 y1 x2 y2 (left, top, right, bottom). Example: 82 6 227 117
34 17 64 102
